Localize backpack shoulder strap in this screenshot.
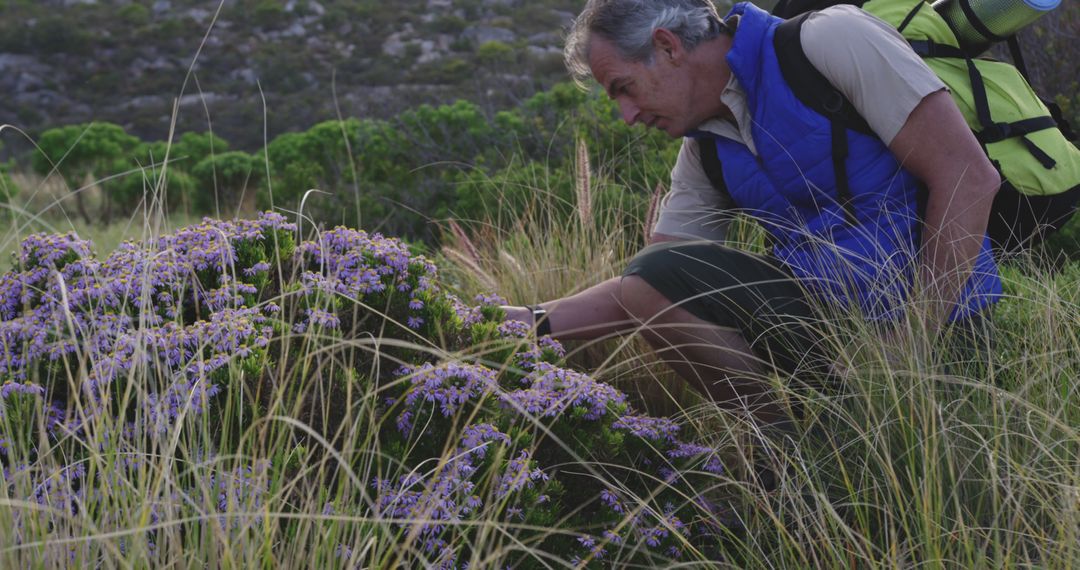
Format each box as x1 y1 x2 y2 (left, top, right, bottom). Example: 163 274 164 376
773 12 863 224
773 12 873 136
696 136 728 197
696 135 782 249
771 0 866 20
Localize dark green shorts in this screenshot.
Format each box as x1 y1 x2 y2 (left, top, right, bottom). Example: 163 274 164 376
623 241 830 378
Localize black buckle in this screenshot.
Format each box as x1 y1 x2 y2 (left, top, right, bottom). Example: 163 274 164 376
981 122 1012 143
824 91 846 114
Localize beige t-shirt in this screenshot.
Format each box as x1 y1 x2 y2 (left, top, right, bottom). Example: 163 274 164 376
653 5 946 241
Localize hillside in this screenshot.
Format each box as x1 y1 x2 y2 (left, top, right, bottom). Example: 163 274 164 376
0 0 580 152
1 0 1076 160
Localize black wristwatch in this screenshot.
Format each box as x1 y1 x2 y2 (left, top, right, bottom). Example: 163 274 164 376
524 304 552 337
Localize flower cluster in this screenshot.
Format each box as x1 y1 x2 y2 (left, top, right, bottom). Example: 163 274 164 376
611 414 681 443
294 227 438 332
578 490 694 561
500 362 627 420
373 422 553 566
16 231 93 272
2 454 271 561
0 380 45 401
395 362 500 434
208 460 272 513
0 214 733 568
459 423 511 460
496 449 549 497
0 213 293 439
377 299 734 567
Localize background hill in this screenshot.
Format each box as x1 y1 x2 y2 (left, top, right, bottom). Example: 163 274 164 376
1 0 1076 158
0 0 580 154
0 0 1076 245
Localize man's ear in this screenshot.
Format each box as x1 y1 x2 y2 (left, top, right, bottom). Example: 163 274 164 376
652 28 684 63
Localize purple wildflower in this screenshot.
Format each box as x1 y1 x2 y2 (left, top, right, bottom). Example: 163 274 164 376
497 319 530 338
600 488 625 514
499 362 627 420
242 262 272 277
497 450 548 498
473 293 506 306
0 381 45 400
459 423 510 460
602 530 623 545
398 363 499 432
612 415 681 443
667 441 712 459
306 308 341 329
537 335 566 357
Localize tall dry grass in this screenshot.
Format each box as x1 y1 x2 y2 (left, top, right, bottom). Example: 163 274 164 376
0 130 1075 568
435 143 1080 568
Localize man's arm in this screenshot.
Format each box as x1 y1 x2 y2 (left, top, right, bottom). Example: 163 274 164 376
801 7 1000 331
888 89 1001 333
501 232 687 339
501 276 634 340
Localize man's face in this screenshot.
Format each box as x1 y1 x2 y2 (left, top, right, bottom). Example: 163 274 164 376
587 35 696 138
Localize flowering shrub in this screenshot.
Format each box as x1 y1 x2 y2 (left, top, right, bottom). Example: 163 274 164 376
0 213 730 567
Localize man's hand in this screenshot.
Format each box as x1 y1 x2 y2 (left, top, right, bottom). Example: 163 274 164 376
888 90 1000 334
501 306 533 327
497 277 635 341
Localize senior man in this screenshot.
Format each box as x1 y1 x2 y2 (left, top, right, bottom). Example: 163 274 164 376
503 0 1001 427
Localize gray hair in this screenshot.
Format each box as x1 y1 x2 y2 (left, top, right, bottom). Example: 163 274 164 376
564 0 724 86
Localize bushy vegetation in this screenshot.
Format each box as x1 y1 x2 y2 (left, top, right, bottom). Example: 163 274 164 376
0 0 586 149
17 82 676 244
0 4 1077 564
0 210 755 567
0 181 1076 566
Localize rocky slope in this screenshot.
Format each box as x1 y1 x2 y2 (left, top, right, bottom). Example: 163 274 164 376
2 0 1076 158
0 0 579 152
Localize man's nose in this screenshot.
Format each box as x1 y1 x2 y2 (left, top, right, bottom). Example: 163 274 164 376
618 99 639 125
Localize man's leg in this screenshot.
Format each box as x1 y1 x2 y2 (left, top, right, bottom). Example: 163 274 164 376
505 242 827 426
620 241 830 427
618 273 790 426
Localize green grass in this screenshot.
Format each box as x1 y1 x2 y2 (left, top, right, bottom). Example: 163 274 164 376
0 158 1076 569
433 166 1080 568
0 171 204 272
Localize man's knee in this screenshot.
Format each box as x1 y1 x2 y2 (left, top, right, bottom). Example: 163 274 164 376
618 275 672 322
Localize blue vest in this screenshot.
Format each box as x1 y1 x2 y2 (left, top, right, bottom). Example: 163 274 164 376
694 2 1000 321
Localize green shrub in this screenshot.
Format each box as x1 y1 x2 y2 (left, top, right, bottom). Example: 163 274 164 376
251 0 287 27
409 57 473 85
29 16 91 54
476 40 515 66
0 168 19 205
191 151 264 214
426 14 468 35
32 122 142 223
118 3 150 27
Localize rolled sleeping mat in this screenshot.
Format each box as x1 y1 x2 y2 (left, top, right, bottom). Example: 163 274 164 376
931 0 1060 54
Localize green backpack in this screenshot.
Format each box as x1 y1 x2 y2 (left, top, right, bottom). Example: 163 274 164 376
758 0 1080 254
